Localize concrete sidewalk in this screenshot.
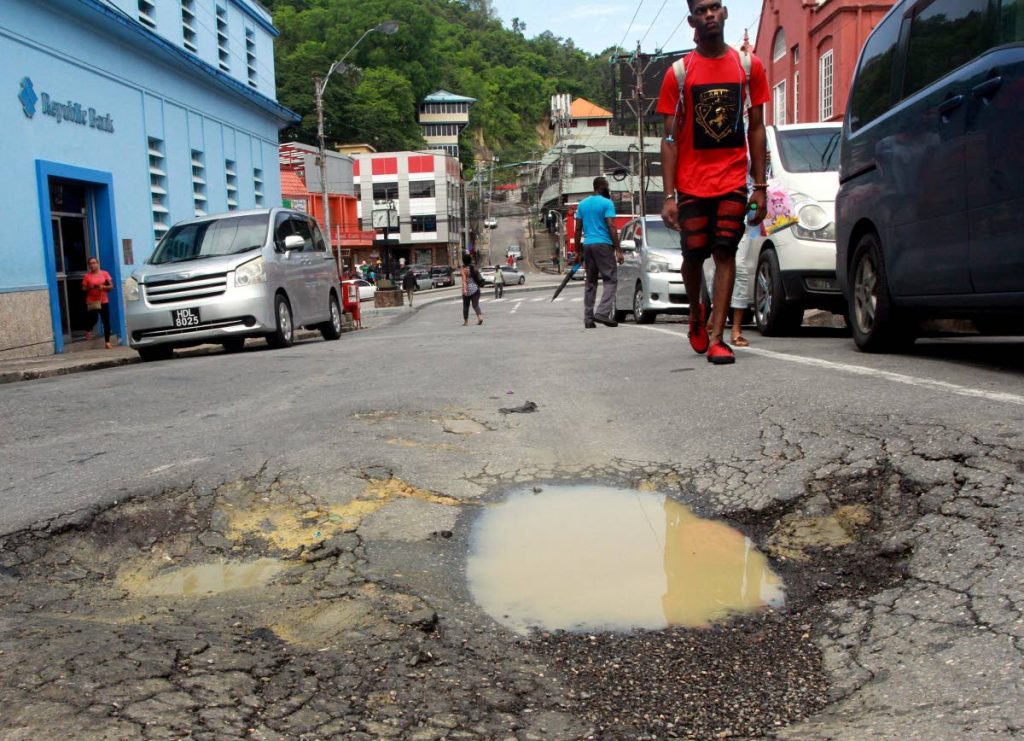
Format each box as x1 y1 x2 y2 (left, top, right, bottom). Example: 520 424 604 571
0 278 576 385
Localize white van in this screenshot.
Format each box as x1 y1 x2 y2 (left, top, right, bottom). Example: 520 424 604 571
125 208 342 361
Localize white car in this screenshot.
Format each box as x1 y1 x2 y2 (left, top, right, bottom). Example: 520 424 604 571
751 123 847 335
615 216 688 323
506 245 523 261
342 278 375 302
483 217 498 229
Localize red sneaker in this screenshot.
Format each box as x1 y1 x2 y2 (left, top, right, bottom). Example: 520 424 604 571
707 341 736 365
688 303 709 354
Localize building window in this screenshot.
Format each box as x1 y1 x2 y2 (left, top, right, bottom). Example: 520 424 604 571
148 137 168 245
793 71 799 123
245 26 258 88
253 168 264 207
225 160 238 210
772 28 787 61
409 181 435 199
372 182 399 202
792 45 799 65
138 0 156 29
773 80 787 126
818 50 834 121
181 0 197 53
216 4 230 72
191 150 207 216
411 215 437 233
353 185 361 200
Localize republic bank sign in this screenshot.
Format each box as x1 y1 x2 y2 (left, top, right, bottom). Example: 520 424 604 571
18 76 114 134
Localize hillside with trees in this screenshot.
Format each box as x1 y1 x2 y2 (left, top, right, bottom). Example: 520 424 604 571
266 0 615 172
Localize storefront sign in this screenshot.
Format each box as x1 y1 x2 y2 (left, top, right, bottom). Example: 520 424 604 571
18 77 114 133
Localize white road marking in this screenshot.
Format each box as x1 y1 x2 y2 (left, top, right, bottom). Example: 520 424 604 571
553 297 566 302
631 324 1024 406
510 301 523 314
530 297 546 302
571 297 583 303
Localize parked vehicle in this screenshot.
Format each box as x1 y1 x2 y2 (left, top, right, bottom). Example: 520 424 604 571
430 265 454 288
836 0 1024 352
500 265 526 285
125 208 341 361
478 266 496 286
506 245 523 261
342 278 376 302
751 123 846 335
483 217 498 229
616 216 688 323
395 265 432 291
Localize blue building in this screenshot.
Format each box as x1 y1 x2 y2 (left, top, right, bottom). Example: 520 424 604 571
1 0 297 357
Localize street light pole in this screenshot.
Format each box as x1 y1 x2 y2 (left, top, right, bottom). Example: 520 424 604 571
314 20 398 275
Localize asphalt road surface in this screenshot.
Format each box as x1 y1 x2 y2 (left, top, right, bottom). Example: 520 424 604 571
2 297 1023 737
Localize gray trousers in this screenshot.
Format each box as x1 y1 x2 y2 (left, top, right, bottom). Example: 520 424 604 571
584 243 617 322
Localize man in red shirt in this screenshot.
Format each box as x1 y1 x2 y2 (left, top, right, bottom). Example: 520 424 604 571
658 0 769 365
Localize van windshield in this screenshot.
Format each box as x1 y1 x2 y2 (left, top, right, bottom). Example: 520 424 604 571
150 214 269 265
776 128 841 173
642 221 682 252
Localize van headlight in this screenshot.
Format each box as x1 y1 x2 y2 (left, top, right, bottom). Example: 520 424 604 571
235 256 267 287
124 275 140 302
646 253 672 273
792 200 835 242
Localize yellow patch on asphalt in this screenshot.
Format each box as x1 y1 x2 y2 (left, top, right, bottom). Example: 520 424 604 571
766 504 873 562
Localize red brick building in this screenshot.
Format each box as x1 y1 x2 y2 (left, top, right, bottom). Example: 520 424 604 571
754 0 894 125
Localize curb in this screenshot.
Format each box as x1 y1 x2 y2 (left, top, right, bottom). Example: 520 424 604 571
0 280 578 385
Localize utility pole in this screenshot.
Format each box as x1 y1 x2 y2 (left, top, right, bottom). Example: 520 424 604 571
622 42 656 218
314 76 338 273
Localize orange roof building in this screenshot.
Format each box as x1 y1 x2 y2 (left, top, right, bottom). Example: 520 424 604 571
569 97 613 134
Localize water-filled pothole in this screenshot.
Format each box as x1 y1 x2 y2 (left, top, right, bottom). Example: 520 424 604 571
468 485 784 633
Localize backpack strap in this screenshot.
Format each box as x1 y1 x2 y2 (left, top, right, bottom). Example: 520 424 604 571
739 49 752 110
670 54 689 139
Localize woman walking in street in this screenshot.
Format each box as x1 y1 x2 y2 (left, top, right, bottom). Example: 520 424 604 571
460 253 484 326
82 256 114 348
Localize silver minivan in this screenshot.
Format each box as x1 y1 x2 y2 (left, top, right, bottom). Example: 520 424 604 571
615 216 688 323
126 208 342 361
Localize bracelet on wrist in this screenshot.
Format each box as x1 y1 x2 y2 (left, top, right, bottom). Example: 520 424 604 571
752 183 769 190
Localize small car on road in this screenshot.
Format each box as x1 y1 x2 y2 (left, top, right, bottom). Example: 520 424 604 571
500 265 525 285
342 278 376 302
506 245 523 261
395 265 432 291
125 208 342 361
616 216 688 323
430 265 454 288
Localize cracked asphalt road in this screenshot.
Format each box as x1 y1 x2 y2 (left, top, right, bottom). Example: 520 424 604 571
1 298 1023 738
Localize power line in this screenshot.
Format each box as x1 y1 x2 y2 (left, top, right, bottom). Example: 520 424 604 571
617 0 647 52
640 0 672 47
662 17 686 50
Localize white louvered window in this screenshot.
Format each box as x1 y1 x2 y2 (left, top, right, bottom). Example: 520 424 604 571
246 26 258 88
191 149 207 217
819 50 834 121
216 4 230 72
148 137 169 245
225 160 238 210
773 80 787 126
181 0 197 53
253 168 264 206
138 0 156 29
772 28 787 61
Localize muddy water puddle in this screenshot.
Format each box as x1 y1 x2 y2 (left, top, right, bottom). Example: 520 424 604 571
126 557 290 597
468 485 784 633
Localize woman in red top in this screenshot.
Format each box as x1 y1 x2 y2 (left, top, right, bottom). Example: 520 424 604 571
81 257 114 348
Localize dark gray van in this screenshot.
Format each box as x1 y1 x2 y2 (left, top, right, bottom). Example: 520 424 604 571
836 0 1023 351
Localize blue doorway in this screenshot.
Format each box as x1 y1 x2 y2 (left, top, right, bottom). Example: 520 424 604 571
35 162 122 354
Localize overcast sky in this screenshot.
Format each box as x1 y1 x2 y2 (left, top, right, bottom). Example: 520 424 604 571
490 0 763 55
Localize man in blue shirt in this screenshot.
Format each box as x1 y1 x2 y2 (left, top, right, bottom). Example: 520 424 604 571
574 177 623 328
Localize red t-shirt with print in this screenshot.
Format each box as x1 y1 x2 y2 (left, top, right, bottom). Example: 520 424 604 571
656 48 769 198
82 270 112 304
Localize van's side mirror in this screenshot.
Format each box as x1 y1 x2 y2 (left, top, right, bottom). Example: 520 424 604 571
282 235 304 253
620 240 636 252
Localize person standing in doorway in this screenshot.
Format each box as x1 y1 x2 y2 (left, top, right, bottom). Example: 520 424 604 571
402 268 418 307
574 176 623 328
460 252 484 326
493 263 505 299
658 0 769 364
82 256 114 348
